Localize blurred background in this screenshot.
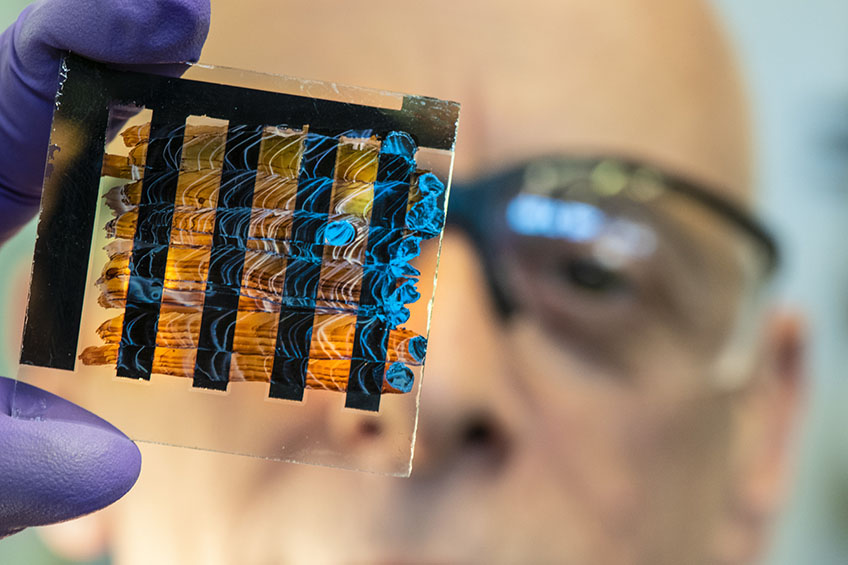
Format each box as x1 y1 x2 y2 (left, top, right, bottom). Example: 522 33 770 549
0 0 846 563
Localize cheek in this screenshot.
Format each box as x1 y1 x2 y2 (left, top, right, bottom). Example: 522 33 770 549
628 396 736 559
509 319 650 545
525 377 649 540
509 318 736 554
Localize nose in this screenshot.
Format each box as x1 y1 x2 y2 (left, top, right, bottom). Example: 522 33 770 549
326 229 523 477
408 229 523 479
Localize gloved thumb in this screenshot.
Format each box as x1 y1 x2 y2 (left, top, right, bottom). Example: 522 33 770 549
0 376 141 538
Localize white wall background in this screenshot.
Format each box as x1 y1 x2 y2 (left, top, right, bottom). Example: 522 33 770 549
709 1 848 563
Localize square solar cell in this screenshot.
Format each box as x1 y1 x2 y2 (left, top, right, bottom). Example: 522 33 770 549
14 55 459 474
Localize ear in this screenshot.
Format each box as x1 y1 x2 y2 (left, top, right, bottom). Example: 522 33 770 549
713 308 807 564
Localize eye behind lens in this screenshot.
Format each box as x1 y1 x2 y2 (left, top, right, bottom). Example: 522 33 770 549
557 257 629 294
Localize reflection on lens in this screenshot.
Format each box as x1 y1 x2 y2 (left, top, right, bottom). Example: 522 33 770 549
506 194 605 242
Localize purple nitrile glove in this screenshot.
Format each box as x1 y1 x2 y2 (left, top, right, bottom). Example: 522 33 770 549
0 377 141 538
0 0 211 537
0 0 211 242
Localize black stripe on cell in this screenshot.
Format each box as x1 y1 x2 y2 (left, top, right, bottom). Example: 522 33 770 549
193 124 264 391
117 113 187 380
269 132 340 402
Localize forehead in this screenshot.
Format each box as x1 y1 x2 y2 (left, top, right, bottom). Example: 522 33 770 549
204 0 751 204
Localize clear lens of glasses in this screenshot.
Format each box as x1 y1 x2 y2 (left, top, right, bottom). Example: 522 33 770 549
492 159 770 393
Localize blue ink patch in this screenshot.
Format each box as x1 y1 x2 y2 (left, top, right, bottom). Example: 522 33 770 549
322 219 356 246
408 336 428 363
417 172 445 196
381 131 417 158
386 362 414 393
407 194 442 236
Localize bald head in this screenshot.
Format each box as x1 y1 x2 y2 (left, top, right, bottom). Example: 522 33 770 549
204 0 751 203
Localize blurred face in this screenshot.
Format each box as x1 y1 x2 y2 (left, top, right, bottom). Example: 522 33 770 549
45 1 802 564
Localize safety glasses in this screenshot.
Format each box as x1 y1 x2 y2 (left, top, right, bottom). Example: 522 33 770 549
446 157 779 393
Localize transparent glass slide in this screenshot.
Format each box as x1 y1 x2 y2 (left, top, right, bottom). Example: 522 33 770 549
14 54 459 475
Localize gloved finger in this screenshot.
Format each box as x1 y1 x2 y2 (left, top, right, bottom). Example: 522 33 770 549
0 376 141 538
0 0 211 241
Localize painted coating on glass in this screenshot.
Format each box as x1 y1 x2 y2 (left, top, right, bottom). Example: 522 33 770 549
81 121 446 411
